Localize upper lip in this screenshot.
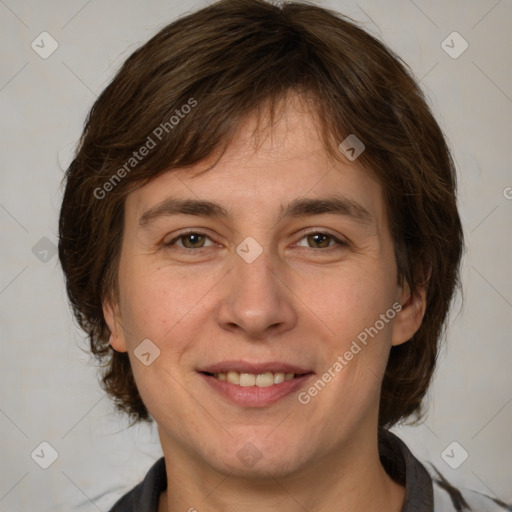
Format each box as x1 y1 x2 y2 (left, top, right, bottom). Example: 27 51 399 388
198 360 313 375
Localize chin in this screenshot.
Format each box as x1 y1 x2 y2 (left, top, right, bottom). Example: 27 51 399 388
206 439 309 479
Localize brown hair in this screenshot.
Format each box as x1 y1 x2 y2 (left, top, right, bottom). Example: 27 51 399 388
58 0 464 427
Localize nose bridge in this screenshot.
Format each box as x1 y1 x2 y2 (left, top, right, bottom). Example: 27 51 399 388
233 244 280 310
217 242 296 336
236 244 275 292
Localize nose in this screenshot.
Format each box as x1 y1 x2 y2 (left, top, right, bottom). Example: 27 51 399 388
215 248 298 339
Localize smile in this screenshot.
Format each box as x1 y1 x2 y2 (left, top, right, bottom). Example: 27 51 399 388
198 361 314 407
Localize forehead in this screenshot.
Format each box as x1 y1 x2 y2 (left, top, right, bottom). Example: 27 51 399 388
125 94 386 233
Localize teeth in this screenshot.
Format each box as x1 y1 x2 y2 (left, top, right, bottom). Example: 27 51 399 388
256 372 274 387
226 371 240 385
212 370 296 387
240 373 256 387
273 372 285 384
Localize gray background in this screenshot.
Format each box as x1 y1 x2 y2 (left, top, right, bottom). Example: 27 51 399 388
0 0 511 510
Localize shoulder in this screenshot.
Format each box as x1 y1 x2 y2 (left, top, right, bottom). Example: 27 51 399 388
108 457 167 512
380 429 511 511
428 463 512 511
109 489 137 512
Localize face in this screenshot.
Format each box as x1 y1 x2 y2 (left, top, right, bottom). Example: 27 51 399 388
104 94 424 479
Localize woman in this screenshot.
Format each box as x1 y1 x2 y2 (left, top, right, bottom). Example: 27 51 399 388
58 1 506 510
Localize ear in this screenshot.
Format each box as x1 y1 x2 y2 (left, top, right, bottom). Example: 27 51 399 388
102 295 127 353
391 278 428 347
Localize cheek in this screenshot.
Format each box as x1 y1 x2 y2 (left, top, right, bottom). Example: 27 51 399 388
117 279 167 345
118 260 220 351
302 261 397 404
302 261 395 338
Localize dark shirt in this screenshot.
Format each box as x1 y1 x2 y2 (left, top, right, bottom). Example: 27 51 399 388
108 429 507 511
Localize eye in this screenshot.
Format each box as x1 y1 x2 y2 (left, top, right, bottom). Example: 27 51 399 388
163 230 346 251
295 232 346 249
165 231 215 249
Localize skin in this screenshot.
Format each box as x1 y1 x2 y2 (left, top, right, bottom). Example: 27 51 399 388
104 93 426 512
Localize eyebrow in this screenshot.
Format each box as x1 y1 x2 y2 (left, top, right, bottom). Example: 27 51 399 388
139 195 374 227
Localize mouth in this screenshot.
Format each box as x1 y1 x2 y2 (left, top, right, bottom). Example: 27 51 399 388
197 361 315 407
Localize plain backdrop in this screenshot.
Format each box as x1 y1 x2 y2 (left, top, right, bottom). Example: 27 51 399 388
0 0 511 510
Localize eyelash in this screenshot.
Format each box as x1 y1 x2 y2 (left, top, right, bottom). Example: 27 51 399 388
164 230 347 251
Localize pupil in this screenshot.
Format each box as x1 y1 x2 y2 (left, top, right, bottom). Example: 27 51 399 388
185 233 203 248
309 233 329 248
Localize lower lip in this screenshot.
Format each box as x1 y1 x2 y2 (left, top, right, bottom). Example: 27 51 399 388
199 373 314 407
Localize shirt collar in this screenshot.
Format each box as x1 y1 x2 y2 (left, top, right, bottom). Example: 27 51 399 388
379 428 434 511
